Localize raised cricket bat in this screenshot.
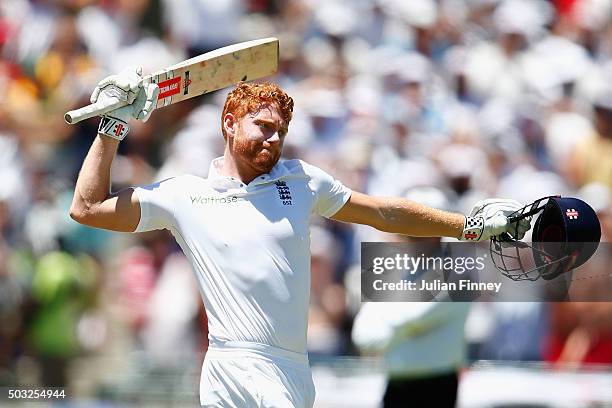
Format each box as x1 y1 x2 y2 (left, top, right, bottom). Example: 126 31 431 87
64 37 279 124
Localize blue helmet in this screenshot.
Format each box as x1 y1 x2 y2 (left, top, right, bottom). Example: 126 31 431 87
491 196 601 281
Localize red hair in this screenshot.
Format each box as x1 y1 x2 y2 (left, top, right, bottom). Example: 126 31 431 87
221 81 294 139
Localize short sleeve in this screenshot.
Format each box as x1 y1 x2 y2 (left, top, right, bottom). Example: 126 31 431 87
302 161 352 218
133 177 178 232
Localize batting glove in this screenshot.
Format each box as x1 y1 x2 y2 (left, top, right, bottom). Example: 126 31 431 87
459 198 531 242
91 67 159 140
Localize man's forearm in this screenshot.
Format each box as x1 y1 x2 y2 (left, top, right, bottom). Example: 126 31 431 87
376 197 464 238
70 133 120 217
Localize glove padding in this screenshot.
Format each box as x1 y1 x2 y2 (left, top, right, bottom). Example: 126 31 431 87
91 67 159 140
459 198 531 242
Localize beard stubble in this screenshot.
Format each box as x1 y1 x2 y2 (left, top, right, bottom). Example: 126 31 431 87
232 133 281 175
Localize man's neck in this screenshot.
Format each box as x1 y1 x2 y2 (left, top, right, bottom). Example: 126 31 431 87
219 152 261 185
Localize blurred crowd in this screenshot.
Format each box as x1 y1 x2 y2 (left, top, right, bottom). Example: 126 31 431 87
1 0 612 396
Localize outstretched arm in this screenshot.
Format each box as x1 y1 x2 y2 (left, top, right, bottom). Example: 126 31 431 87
331 191 464 238
331 191 530 241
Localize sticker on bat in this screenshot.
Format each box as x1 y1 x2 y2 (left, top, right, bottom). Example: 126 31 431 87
184 71 191 95
157 76 181 99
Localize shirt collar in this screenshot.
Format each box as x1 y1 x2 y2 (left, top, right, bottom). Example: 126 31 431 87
207 156 290 189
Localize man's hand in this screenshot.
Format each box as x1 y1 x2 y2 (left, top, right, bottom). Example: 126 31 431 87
92 67 159 140
459 198 531 242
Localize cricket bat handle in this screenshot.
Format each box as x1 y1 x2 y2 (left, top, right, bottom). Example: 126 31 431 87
64 99 128 124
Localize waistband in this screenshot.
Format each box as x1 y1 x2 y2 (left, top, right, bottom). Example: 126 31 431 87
206 340 309 368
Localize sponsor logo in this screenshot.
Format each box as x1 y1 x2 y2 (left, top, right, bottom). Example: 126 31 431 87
566 209 579 220
114 123 124 137
157 76 181 99
275 180 292 206
464 232 478 240
184 71 191 95
190 195 243 205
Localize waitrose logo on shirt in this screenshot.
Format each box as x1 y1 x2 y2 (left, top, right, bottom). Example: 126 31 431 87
190 195 244 205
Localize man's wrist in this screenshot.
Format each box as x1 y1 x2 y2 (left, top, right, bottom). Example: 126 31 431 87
96 132 122 143
457 216 467 239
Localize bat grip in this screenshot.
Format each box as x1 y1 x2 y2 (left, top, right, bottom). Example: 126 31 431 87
64 99 128 124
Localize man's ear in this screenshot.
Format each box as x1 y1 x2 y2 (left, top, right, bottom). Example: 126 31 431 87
223 113 236 139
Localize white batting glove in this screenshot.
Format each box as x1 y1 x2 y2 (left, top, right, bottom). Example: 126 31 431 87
91 67 159 140
459 198 531 242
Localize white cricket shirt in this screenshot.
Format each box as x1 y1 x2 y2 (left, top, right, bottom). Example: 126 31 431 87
134 157 351 354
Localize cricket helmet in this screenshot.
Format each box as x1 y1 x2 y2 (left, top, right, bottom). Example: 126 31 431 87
490 196 601 281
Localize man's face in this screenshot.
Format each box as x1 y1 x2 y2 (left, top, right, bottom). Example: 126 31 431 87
230 104 288 174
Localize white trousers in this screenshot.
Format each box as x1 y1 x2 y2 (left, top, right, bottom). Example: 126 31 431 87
200 341 316 407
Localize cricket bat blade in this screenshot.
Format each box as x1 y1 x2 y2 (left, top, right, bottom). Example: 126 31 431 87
64 37 279 125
